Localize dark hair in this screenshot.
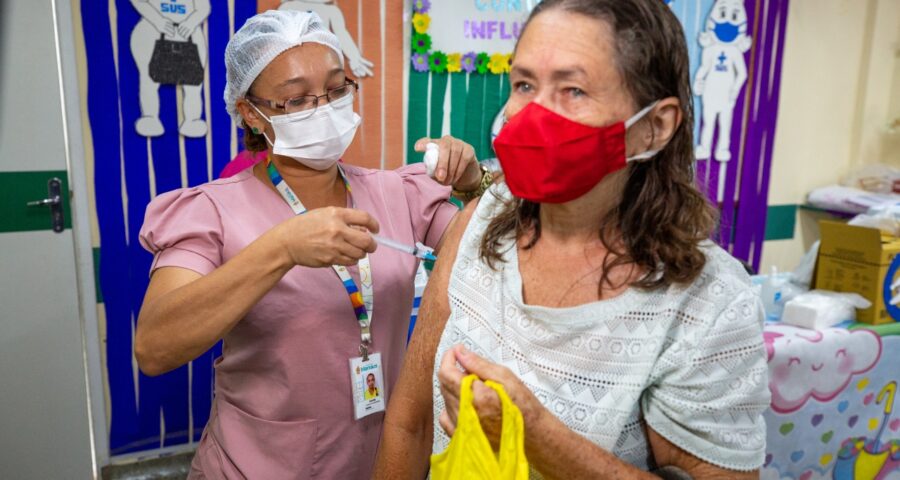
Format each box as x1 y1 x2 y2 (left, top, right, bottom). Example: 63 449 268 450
241 119 268 153
241 78 270 153
481 0 717 292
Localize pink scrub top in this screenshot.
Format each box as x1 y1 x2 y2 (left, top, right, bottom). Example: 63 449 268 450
139 162 457 479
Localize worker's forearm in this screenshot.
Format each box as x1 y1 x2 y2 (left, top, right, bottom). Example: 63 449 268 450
135 229 294 375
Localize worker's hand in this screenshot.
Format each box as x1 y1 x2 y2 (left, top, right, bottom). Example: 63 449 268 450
275 207 379 268
414 136 481 191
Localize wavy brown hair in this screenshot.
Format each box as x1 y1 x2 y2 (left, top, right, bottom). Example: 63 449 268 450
480 0 717 292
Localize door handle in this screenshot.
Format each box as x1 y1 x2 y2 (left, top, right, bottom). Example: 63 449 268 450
26 178 65 233
26 196 60 207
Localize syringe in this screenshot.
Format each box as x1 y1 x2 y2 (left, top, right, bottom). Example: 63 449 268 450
373 234 437 262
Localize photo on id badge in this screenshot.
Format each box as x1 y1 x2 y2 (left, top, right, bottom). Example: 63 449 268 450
349 353 386 419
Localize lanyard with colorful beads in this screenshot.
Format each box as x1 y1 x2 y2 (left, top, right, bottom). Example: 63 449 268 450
267 160 374 351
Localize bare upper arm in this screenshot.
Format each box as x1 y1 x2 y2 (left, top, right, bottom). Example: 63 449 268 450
647 426 759 480
386 200 479 429
410 199 478 357
141 267 203 309
434 204 464 255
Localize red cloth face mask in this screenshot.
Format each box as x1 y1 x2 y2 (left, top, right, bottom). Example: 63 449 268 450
493 101 659 204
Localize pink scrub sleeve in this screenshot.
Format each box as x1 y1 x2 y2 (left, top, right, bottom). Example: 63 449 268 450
139 188 224 276
397 163 459 248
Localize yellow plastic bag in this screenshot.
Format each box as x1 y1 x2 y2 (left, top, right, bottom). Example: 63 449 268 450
430 374 529 480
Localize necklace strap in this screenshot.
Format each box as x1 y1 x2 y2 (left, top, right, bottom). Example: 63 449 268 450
266 159 374 347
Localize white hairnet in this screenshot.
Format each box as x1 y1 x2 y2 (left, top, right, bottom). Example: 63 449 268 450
224 10 344 126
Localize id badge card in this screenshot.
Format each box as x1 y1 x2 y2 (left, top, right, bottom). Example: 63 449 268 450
349 352 386 420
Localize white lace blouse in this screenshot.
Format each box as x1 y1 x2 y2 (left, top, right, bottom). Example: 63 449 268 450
431 184 770 474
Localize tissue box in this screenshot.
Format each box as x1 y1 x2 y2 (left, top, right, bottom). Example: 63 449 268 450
815 221 900 324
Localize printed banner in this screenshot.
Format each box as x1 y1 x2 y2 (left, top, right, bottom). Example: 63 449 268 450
426 0 536 55
763 325 900 480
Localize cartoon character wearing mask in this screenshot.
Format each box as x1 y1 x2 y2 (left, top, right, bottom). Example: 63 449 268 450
278 0 374 78
693 0 751 162
130 0 211 138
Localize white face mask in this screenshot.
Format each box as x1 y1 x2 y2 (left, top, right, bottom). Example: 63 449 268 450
251 93 361 170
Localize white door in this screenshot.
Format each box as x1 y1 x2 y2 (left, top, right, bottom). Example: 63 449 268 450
0 0 104 478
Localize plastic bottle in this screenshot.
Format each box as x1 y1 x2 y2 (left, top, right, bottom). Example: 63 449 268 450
761 266 788 321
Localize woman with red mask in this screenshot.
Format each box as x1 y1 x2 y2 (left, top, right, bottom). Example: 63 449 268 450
374 0 769 478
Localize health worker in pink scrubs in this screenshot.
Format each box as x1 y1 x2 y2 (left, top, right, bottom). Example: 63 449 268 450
135 10 493 479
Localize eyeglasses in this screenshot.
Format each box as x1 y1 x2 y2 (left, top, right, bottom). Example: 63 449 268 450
246 79 359 119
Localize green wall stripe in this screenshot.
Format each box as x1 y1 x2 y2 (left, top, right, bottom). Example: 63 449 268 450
409 72 511 163
407 70 430 164
450 74 468 138
481 74 504 159
498 73 510 111
429 73 449 139
0 170 72 233
93 247 103 304
463 75 487 160
764 204 797 241
496 74 510 157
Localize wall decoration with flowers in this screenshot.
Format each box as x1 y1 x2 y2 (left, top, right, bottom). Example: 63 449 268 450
410 0 512 76
405 0 527 164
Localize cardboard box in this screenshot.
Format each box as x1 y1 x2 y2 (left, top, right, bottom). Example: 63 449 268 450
815 221 900 324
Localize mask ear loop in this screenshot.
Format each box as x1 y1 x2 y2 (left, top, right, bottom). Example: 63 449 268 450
624 100 660 129
490 103 508 149
248 102 276 147
625 101 663 162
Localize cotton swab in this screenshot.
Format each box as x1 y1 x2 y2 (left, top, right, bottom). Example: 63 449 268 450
423 143 440 178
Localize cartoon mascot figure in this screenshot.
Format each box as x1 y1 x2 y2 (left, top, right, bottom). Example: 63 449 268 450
693 0 751 162
130 0 211 138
